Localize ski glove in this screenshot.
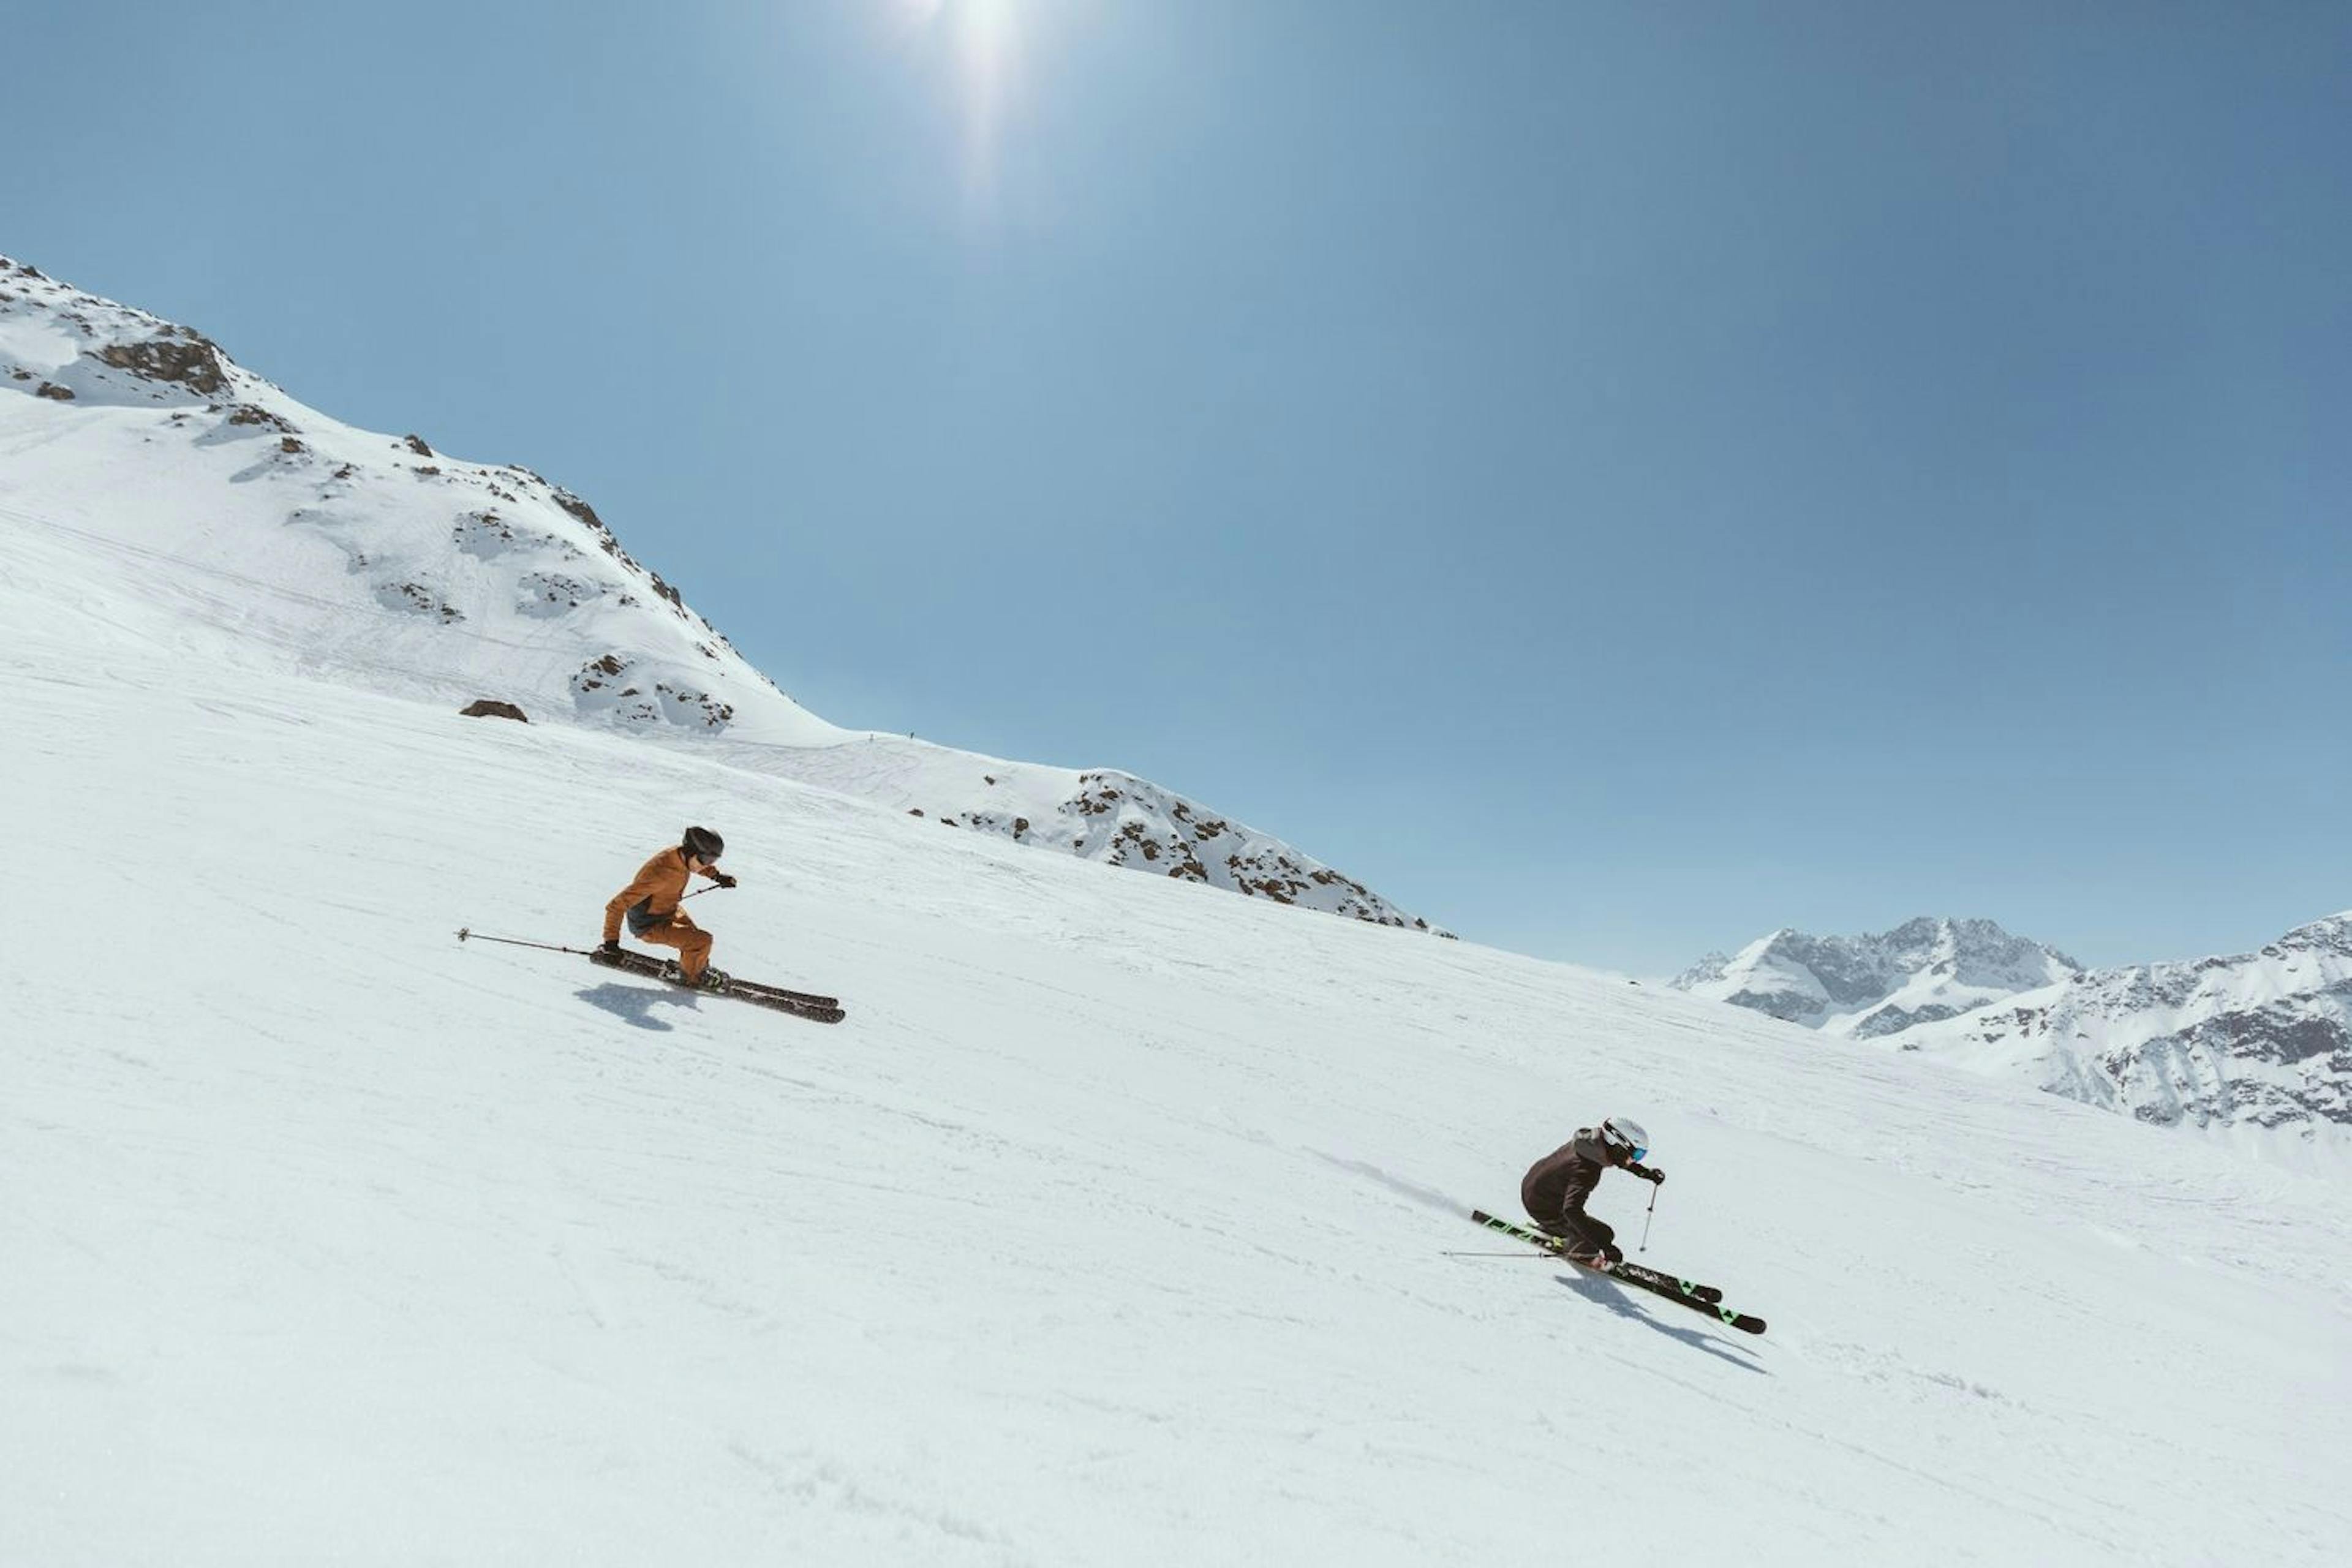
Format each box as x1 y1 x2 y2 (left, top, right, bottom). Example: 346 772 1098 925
1630 1163 1664 1185
597 940 622 957
711 872 739 889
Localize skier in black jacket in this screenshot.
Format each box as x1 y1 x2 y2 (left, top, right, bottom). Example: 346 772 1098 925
1521 1117 1664 1267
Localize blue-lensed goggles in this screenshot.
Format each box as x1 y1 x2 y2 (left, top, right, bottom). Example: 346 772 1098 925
1627 1145 1646 1163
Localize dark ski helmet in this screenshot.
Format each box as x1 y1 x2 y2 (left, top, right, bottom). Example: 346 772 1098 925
1600 1116 1649 1163
682 825 725 862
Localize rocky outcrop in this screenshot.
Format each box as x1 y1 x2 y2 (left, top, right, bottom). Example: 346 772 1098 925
96 331 230 396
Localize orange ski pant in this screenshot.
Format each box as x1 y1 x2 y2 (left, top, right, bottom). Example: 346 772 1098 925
638 911 713 981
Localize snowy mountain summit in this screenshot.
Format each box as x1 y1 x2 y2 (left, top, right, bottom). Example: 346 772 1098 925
1893 913 2352 1137
0 252 1435 932
1671 916 2081 1038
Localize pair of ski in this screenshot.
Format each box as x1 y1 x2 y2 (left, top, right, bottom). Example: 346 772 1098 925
588 946 846 1024
1469 1210 1766 1336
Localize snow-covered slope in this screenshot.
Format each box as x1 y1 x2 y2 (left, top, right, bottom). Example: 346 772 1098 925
0 253 1435 932
1672 916 2081 1037
7 394 2352 1565
1889 914 2352 1139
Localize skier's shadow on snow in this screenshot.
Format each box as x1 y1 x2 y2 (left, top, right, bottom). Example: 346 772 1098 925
575 982 701 1033
1553 1272 1768 1374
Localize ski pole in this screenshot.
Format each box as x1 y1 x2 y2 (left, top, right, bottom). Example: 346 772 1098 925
1638 1183 1659 1253
454 928 594 956
1440 1250 1558 1259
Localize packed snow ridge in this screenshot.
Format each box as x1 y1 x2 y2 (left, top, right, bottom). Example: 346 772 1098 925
1671 916 2082 1038
0 252 1438 934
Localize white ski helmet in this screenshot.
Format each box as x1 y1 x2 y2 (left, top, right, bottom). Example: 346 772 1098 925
1600 1116 1650 1162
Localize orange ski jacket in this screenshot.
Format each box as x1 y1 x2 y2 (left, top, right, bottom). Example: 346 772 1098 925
604 847 720 943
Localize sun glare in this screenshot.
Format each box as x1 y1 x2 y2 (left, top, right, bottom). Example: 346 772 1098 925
892 0 1025 207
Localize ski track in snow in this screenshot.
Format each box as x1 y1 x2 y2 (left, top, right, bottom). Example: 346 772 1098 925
5 514 2352 1565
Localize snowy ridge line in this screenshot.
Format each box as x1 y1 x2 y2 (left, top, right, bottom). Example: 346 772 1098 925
6 499 1442 938
1 255 1439 932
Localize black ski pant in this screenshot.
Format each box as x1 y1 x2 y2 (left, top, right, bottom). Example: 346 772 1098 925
1532 1208 1620 1264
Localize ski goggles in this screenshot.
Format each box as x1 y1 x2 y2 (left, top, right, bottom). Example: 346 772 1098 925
1624 1144 1646 1163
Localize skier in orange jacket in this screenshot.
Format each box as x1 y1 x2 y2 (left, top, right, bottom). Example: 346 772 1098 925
600 825 736 988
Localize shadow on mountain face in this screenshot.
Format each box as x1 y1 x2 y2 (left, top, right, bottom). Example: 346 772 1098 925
575 982 701 1033
1553 1272 1770 1375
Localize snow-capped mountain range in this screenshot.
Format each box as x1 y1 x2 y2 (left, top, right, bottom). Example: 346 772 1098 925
1670 917 2083 1038
1893 913 2352 1137
1676 914 2352 1142
0 253 1436 933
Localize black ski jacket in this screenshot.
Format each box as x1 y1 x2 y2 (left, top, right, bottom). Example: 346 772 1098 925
1521 1127 1657 1221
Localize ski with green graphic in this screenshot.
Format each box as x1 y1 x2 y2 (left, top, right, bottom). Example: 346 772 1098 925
1468 1210 1766 1336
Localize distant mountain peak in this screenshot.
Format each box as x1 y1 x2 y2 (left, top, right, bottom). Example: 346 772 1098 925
1676 909 2352 1141
1670 916 2081 1038
1893 912 2352 1137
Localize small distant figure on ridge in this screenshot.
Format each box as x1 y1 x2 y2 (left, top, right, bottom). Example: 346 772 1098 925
1520 1116 1665 1268
600 825 736 990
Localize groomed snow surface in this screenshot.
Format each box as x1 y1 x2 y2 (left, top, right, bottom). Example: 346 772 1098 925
7 519 2351 1566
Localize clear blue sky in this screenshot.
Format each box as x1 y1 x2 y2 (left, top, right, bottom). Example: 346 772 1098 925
7 1 2346 973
